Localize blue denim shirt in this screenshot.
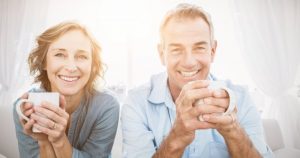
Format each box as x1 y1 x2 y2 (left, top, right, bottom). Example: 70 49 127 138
121 72 273 158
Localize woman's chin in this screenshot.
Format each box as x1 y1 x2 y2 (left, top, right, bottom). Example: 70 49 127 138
58 89 82 97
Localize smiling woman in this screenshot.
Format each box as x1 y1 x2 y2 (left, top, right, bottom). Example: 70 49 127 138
13 21 120 158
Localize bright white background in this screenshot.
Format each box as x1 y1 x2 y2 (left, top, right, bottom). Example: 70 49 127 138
1 0 299 158
44 0 254 88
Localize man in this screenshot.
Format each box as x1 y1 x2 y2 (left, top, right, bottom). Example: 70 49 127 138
121 3 273 158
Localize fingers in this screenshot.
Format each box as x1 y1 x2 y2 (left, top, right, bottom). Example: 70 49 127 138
203 97 229 109
212 89 228 98
20 92 29 99
33 106 64 123
33 123 60 138
59 95 66 110
202 111 238 134
203 113 234 125
188 104 225 118
185 80 210 89
22 119 35 135
30 113 64 130
19 102 34 123
38 101 68 119
23 103 34 116
176 81 213 111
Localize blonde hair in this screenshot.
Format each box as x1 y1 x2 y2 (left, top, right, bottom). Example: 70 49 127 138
159 3 215 45
28 21 103 98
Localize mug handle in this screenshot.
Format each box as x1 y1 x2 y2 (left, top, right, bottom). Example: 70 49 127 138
15 99 32 121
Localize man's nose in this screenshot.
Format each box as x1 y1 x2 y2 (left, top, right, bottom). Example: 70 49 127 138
182 51 197 68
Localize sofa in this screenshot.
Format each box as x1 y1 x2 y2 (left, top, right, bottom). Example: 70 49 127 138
262 119 300 158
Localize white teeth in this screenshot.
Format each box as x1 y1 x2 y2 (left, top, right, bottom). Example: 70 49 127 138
59 76 79 82
180 71 198 77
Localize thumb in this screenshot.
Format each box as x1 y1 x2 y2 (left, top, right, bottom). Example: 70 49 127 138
59 94 67 110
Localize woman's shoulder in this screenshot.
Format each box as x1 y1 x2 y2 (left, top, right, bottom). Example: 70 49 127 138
88 89 120 112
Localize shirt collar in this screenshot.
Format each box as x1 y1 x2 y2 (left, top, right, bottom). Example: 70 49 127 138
147 72 169 105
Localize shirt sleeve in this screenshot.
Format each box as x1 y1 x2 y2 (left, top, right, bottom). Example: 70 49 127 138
121 95 156 158
238 92 274 158
13 98 40 158
72 97 120 158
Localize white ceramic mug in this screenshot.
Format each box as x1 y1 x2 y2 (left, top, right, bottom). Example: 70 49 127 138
15 92 59 132
195 81 236 121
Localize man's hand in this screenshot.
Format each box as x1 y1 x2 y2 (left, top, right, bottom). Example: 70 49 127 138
201 89 239 137
153 80 226 158
201 89 262 158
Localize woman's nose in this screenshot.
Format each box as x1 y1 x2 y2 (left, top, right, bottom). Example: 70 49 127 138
65 59 78 72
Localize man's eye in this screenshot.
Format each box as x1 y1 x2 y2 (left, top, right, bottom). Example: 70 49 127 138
194 47 206 53
195 47 205 50
170 49 182 55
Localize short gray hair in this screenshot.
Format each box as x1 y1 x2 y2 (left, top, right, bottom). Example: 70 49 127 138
159 3 215 45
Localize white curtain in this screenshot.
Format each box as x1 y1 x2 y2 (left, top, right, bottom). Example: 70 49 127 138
0 0 49 157
232 0 300 149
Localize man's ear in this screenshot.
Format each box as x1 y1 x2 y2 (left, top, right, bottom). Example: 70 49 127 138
210 40 217 62
157 44 165 66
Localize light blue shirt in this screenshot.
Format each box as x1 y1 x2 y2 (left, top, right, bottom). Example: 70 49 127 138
121 72 273 158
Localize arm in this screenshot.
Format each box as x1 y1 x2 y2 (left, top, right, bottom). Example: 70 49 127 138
13 103 39 158
122 81 215 158
39 141 57 158
223 93 273 158
152 130 185 158
121 96 157 158
229 93 273 158
203 88 272 158
220 121 262 158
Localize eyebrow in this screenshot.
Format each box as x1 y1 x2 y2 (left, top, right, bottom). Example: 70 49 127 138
168 41 208 47
50 48 90 53
194 41 208 46
168 43 182 47
50 48 67 52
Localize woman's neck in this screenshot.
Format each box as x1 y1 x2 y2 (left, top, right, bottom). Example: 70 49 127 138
64 91 84 114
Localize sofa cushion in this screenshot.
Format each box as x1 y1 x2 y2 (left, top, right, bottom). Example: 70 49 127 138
274 148 300 158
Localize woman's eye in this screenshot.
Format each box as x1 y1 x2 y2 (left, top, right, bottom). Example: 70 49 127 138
78 55 88 59
54 53 65 57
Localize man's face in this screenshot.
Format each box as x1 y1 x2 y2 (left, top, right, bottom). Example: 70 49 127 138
159 17 216 94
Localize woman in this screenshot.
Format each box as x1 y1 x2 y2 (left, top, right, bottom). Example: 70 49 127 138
13 21 119 158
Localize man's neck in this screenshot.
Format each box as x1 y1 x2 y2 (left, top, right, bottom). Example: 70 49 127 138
168 80 181 102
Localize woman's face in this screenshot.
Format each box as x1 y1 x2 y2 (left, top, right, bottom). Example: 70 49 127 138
45 30 92 97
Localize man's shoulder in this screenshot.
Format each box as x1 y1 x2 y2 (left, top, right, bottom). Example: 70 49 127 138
127 81 152 101
127 72 166 100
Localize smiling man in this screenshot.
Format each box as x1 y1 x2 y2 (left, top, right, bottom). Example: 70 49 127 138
121 3 273 158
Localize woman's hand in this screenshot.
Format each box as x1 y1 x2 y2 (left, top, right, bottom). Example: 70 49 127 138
18 93 48 143
31 95 69 147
